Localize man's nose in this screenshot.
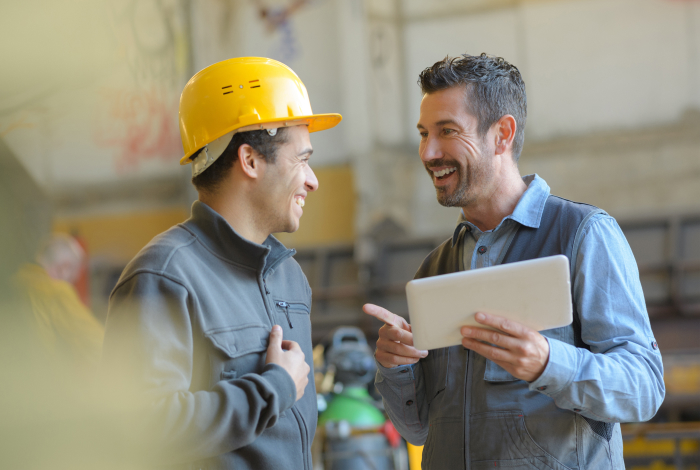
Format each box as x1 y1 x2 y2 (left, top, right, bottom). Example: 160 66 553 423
305 166 319 192
419 136 442 163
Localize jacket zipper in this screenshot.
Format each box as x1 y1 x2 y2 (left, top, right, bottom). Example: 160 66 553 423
260 249 294 327
276 301 294 329
290 406 310 470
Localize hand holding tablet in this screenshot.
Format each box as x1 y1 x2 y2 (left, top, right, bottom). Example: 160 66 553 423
406 255 573 351
364 255 572 381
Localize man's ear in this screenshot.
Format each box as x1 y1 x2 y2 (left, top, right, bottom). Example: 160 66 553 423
494 115 517 157
236 143 264 179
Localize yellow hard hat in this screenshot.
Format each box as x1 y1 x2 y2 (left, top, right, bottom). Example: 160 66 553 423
179 57 342 175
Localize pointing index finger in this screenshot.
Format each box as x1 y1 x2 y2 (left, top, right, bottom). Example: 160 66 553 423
363 303 410 331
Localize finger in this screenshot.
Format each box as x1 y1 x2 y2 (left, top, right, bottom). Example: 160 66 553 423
379 324 417 347
474 312 531 339
460 325 520 351
281 340 301 352
461 337 515 365
268 325 283 351
363 303 410 330
376 350 422 367
377 337 427 359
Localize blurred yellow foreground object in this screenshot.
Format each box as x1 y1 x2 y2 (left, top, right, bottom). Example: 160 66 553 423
15 263 103 372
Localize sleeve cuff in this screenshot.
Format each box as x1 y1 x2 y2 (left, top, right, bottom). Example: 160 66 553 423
374 356 417 382
528 337 579 395
262 363 297 412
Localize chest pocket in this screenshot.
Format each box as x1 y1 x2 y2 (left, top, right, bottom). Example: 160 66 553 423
483 325 576 382
273 300 310 329
205 324 269 386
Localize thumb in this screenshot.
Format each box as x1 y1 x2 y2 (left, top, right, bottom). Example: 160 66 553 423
268 325 283 351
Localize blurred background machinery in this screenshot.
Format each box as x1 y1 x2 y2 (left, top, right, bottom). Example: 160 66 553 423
315 327 409 470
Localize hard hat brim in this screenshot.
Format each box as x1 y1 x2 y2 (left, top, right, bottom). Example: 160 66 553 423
180 113 342 165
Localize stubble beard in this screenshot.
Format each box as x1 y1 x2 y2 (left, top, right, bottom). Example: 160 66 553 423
431 157 491 208
256 199 298 235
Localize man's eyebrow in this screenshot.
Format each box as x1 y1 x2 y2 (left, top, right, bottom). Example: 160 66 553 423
416 120 459 130
297 147 313 157
435 119 459 127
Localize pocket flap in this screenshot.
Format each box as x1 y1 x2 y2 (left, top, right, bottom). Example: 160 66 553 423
205 324 269 359
484 359 519 382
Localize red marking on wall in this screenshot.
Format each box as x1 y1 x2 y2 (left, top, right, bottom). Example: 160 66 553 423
254 0 310 32
93 87 181 173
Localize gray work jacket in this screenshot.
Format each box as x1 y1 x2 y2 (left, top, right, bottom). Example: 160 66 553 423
102 201 316 470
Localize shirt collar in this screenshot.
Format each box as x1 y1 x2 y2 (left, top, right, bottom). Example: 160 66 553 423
182 200 295 275
452 174 550 246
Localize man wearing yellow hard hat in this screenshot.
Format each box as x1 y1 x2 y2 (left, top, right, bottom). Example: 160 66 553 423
102 57 341 469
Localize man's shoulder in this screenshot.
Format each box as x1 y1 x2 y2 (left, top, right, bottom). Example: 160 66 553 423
414 236 458 280
546 195 605 217
118 224 198 284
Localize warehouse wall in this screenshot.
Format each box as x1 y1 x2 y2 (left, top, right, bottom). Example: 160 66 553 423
2 0 699 263
365 0 700 241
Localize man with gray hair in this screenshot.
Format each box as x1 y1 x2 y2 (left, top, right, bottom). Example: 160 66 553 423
365 53 664 469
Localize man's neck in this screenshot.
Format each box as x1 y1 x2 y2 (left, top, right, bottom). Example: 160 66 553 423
461 169 528 232
198 188 269 245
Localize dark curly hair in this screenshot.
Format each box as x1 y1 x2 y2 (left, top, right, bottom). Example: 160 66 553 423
418 53 527 161
191 128 288 193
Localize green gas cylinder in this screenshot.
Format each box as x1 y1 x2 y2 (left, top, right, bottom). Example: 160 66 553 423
318 386 385 427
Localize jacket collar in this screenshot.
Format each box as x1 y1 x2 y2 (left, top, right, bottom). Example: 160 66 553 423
182 201 295 276
452 174 551 246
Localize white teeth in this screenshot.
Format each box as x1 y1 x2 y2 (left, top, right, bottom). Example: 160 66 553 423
295 198 305 207
433 167 457 178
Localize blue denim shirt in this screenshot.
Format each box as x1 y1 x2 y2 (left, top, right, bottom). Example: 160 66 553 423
374 174 665 469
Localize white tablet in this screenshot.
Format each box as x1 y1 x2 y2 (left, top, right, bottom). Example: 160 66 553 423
406 255 573 351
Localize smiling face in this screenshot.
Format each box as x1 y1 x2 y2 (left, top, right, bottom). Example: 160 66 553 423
256 125 318 234
417 86 496 209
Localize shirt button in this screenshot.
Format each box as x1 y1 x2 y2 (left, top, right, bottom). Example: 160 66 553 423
406 400 414 406
478 246 487 254
464 225 471 232
652 341 659 350
573 408 581 412
537 386 547 391
400 369 408 373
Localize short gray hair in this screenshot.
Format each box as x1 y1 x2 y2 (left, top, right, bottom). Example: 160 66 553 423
418 53 527 161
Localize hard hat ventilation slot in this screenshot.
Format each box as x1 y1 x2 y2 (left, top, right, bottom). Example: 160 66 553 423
221 85 233 95
249 79 261 89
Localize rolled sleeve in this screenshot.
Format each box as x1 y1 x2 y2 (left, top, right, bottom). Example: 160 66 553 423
531 215 666 423
374 359 428 445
